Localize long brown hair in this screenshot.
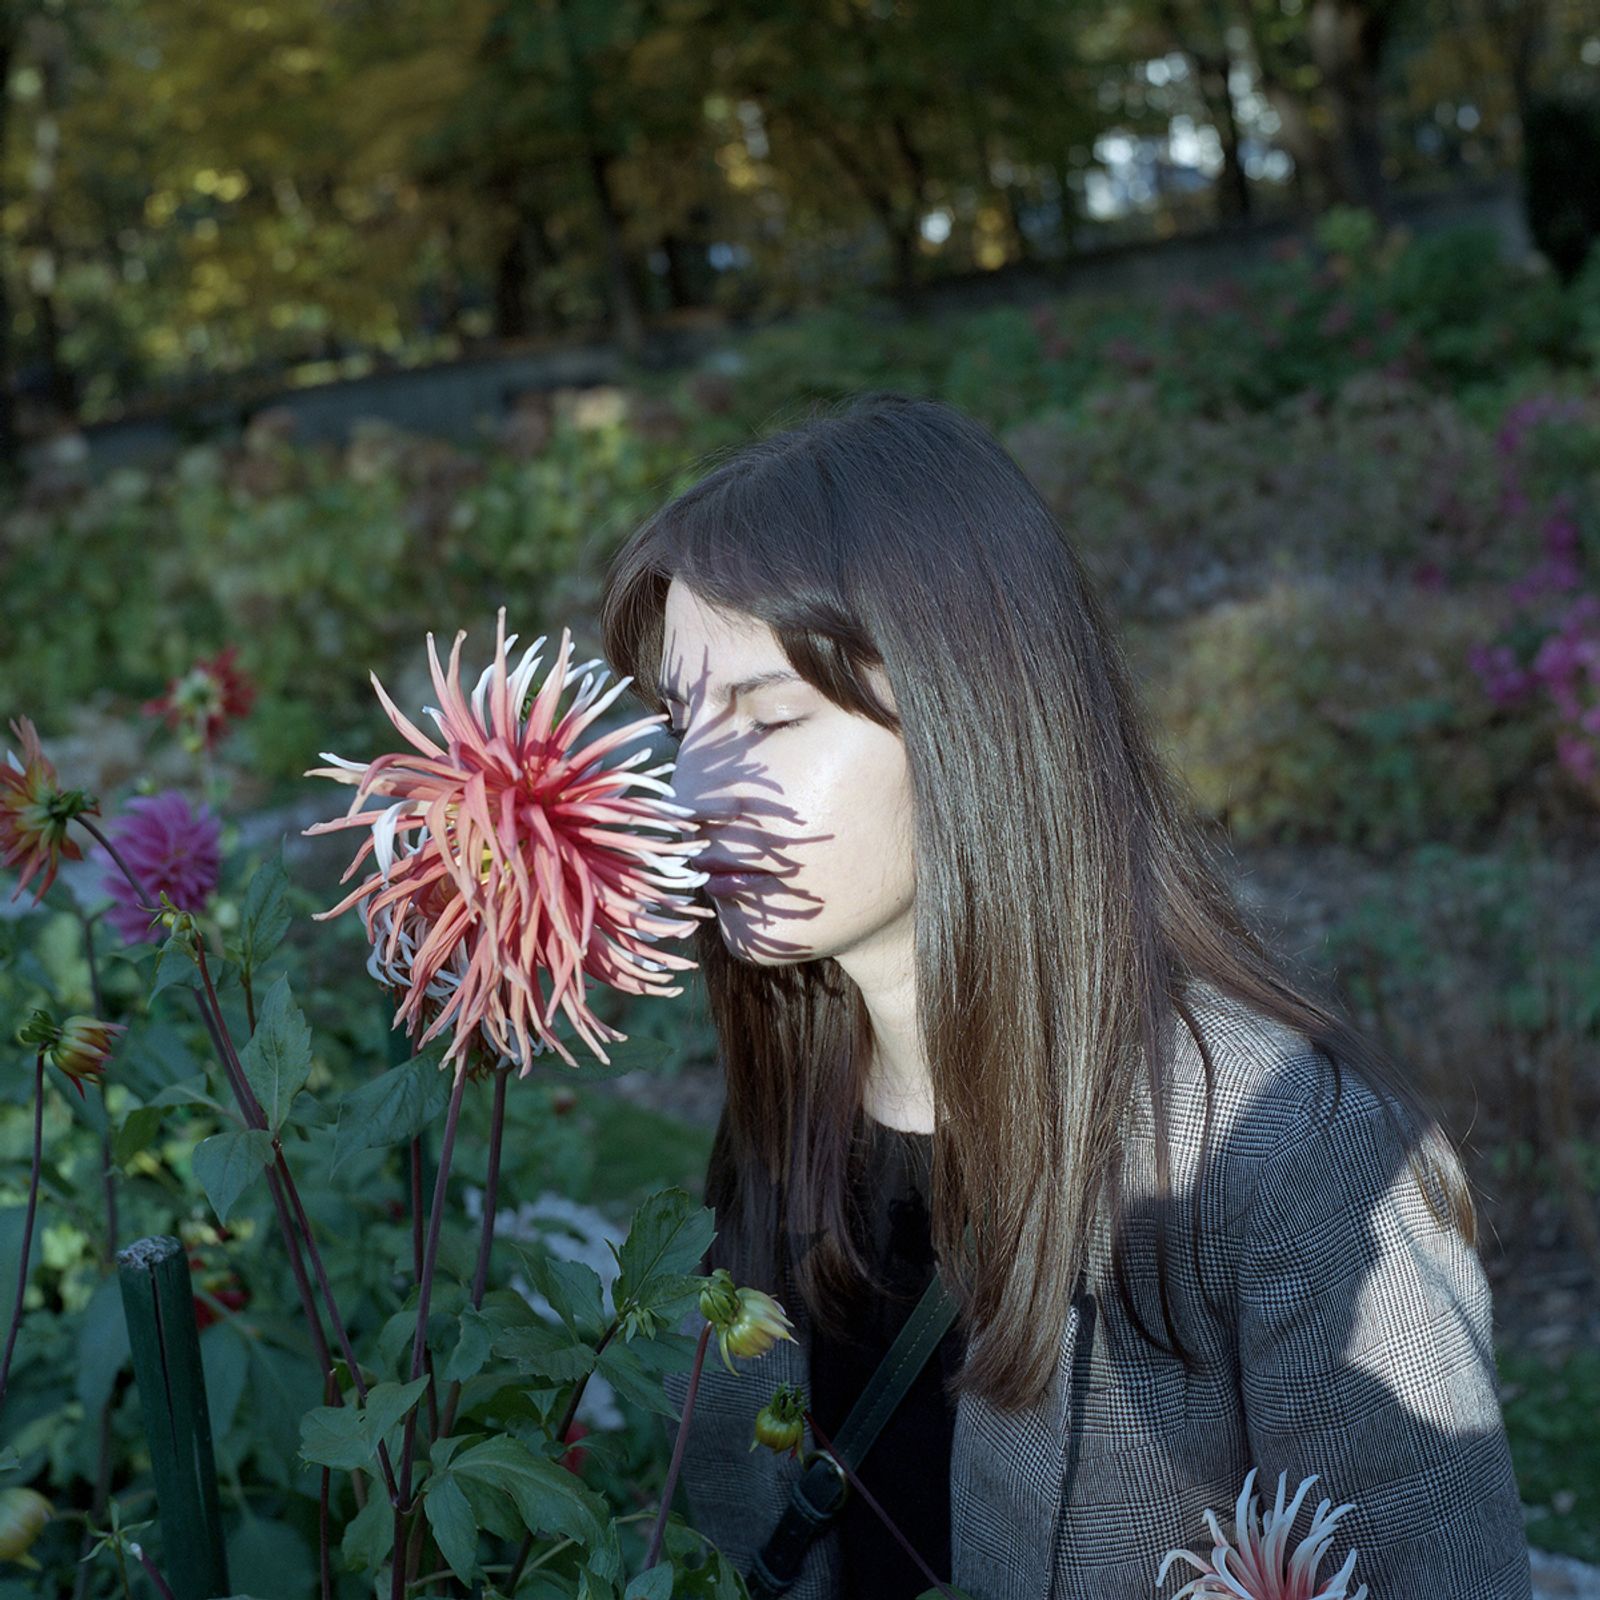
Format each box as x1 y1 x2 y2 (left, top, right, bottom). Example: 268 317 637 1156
597 390 1475 1414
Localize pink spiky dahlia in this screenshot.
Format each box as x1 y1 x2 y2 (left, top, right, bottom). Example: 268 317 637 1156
303 610 713 1076
1156 1468 1369 1600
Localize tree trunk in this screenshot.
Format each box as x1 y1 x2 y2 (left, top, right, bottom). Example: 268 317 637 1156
553 0 644 356
1307 0 1392 215
1195 49 1252 221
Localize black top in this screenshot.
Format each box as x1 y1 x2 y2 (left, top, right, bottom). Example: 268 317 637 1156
807 1118 967 1600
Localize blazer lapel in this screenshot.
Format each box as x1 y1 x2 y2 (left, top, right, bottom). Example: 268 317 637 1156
950 1279 1094 1600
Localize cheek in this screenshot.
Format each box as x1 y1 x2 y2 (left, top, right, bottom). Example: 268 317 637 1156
780 733 912 871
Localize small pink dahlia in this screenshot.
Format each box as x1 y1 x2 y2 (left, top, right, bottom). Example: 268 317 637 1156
1156 1468 1369 1600
96 790 223 945
303 609 713 1076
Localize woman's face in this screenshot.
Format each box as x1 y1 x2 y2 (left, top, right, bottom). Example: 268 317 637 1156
657 577 915 969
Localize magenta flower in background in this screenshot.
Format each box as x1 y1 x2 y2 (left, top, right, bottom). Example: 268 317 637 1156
97 790 222 944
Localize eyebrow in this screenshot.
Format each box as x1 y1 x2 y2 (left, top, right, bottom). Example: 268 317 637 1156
655 669 802 707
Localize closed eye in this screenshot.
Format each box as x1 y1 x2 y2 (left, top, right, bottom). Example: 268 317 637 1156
662 717 802 742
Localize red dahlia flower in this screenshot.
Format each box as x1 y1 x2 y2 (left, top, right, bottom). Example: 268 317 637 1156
1 716 99 906
303 610 712 1076
142 644 256 753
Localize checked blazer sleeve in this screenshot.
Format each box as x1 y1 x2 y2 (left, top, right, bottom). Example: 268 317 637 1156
1235 1080 1533 1599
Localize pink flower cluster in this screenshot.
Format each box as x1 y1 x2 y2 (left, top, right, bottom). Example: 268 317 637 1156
1469 393 1599 797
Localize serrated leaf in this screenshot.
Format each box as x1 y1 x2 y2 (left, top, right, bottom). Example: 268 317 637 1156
449 1436 619 1580
493 1322 597 1384
193 1129 274 1224
240 850 292 975
444 1308 497 1383
240 974 313 1133
514 1246 608 1342
594 1341 676 1420
299 1375 430 1471
425 1473 479 1583
611 1189 715 1321
332 1054 451 1173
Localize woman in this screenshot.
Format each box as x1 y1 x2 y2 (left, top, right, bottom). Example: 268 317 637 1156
597 391 1531 1599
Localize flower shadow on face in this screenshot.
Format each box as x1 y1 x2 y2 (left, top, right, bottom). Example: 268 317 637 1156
654 632 849 967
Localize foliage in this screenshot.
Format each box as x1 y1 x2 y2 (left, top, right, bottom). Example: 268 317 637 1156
1499 1347 1600 1563
0 792 743 1596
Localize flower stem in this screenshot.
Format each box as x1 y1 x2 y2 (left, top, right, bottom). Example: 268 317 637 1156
437 1064 510 1441
0 1053 46 1422
392 1068 468 1598
79 818 391 1500
72 909 122 1600
133 1542 177 1600
802 1412 958 1599
642 1320 713 1571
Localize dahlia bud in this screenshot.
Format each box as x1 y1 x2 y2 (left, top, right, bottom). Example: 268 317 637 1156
47 1015 125 1099
750 1383 808 1459
0 1487 52 1567
698 1267 741 1328
700 1268 797 1376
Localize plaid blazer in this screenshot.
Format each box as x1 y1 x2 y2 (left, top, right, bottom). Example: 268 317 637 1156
661 978 1533 1599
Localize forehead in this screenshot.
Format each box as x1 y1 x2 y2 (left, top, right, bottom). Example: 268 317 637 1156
661 578 785 668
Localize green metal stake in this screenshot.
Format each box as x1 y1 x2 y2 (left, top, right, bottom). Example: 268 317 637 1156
117 1235 229 1600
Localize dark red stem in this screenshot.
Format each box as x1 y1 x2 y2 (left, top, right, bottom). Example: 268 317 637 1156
391 1068 468 1597
643 1320 714 1570
0 1053 46 1420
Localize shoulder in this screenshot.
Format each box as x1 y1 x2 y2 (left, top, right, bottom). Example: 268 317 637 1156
1109 978 1449 1259
1161 975 1411 1170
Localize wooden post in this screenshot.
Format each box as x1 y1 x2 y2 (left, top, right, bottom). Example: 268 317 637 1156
117 1235 229 1600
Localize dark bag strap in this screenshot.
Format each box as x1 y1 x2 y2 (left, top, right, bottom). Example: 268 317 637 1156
744 1267 959 1597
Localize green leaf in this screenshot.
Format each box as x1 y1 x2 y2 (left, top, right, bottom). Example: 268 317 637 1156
424 1474 479 1583
595 1341 676 1420
240 974 312 1133
192 1129 274 1225
148 1076 231 1114
625 1564 673 1600
610 1189 715 1326
444 1308 497 1383
450 1436 620 1580
240 850 292 976
492 1321 598 1384
332 1053 451 1174
340 1492 392 1573
299 1375 430 1472
112 1104 164 1167
76 1275 130 1416
200 1321 252 1439
148 931 199 998
514 1246 608 1343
